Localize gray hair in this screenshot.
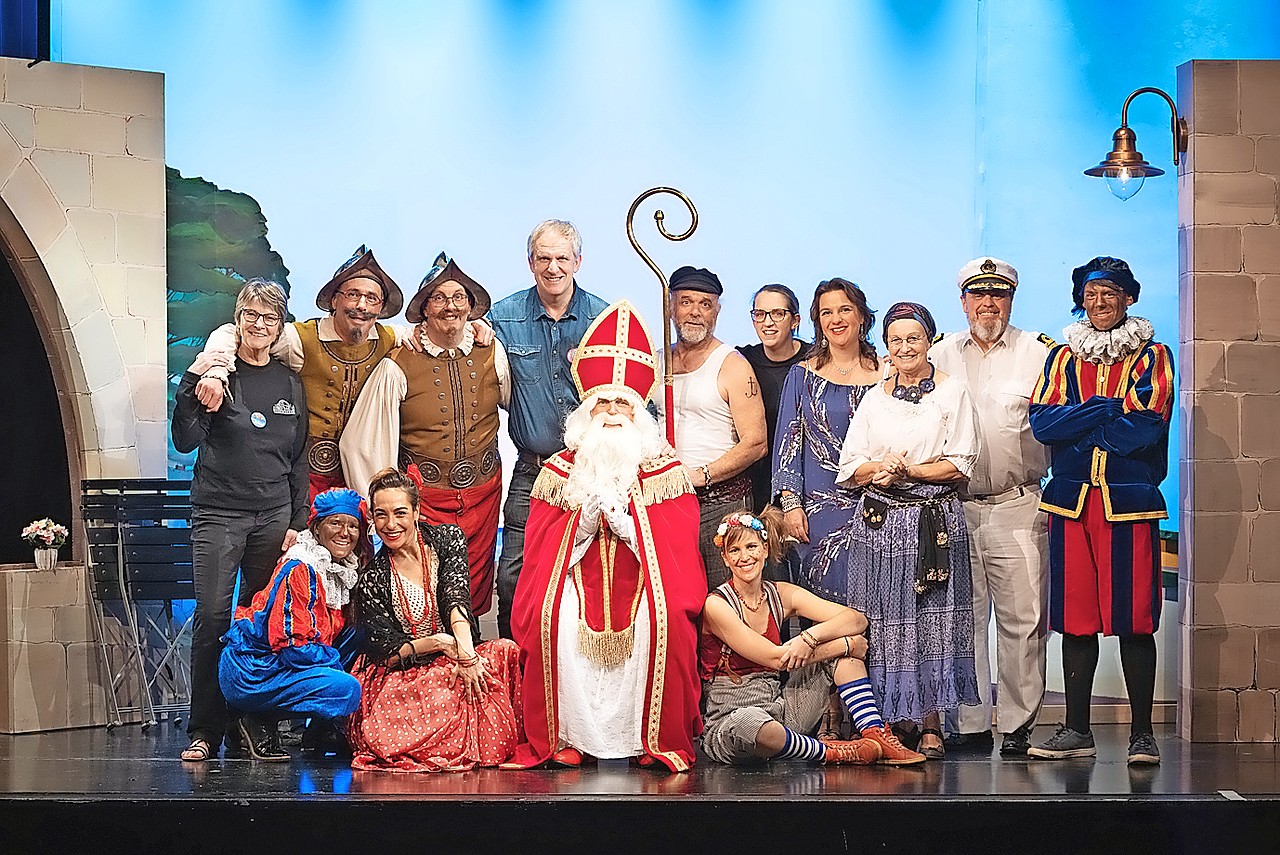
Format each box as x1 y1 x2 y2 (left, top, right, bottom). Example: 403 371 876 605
233 278 288 346
527 219 582 260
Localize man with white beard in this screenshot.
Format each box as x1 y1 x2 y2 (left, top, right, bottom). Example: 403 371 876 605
506 300 707 772
931 257 1055 757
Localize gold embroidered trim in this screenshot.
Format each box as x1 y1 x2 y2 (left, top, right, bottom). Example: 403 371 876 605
572 532 643 667
538 511 577 747
631 481 686 771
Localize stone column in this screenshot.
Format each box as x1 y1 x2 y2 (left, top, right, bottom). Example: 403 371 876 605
1178 59 1280 742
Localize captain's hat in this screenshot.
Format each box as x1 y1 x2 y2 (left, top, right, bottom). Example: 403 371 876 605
957 257 1018 293
571 300 659 406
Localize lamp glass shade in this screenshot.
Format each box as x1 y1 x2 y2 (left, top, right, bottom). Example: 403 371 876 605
1104 167 1145 201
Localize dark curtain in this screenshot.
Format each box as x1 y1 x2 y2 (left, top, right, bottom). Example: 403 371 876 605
0 259 71 563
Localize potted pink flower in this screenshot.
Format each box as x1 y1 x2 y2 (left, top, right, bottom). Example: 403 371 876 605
21 518 69 570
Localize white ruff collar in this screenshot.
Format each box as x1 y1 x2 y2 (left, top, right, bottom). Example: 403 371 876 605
1063 315 1154 364
418 322 474 357
282 529 360 608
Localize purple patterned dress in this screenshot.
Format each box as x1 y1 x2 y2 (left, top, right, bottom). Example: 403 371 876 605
772 365 873 603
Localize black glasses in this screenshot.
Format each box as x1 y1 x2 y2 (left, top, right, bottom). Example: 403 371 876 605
240 309 282 327
749 308 794 323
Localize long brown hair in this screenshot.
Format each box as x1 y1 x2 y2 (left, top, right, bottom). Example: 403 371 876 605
809 278 877 371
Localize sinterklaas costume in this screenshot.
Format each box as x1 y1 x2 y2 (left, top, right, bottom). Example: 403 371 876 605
507 301 707 772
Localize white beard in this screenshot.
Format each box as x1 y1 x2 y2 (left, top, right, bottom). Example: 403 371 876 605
676 322 710 345
563 414 646 510
971 317 1007 345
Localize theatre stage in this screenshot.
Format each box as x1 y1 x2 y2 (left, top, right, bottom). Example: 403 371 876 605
2 723 1275 854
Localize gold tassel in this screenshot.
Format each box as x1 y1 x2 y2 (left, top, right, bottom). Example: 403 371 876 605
530 466 569 507
638 464 693 506
577 621 635 667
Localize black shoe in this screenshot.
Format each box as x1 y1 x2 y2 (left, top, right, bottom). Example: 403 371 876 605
943 730 995 752
1000 724 1033 756
239 715 290 762
223 719 245 758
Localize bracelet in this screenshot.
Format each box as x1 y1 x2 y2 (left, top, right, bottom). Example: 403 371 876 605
800 629 819 650
454 653 480 667
700 464 713 487
843 636 852 657
779 493 802 513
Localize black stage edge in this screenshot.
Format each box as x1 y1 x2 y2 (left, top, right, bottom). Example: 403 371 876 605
3 723 1277 855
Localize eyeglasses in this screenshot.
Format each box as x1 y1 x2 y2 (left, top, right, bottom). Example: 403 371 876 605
336 289 385 307
428 292 471 307
886 335 926 348
240 309 282 327
749 308 795 323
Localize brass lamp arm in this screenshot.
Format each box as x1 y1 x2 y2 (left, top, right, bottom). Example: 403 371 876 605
1120 87 1189 166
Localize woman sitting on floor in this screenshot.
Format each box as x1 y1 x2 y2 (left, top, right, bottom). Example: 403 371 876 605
218 488 368 761
700 508 925 766
348 467 522 772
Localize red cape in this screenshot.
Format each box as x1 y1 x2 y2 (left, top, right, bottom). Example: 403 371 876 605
508 451 707 771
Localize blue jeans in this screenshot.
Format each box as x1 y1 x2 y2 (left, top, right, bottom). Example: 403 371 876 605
496 459 539 639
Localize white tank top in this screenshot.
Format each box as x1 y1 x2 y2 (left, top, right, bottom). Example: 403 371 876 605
671 342 737 469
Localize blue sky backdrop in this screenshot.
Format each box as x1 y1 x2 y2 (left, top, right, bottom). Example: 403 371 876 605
55 0 1280 520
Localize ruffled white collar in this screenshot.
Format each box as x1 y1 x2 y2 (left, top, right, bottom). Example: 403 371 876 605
418 322 474 357
282 529 360 608
1063 315 1154 364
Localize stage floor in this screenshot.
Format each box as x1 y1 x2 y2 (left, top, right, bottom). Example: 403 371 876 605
2 723 1276 855
1 721 1276 799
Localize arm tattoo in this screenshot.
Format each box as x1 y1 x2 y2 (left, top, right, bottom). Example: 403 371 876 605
746 376 759 398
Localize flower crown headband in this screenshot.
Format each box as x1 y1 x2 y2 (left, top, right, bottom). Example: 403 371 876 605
714 513 766 548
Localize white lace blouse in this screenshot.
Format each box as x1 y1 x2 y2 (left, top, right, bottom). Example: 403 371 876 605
835 375 980 486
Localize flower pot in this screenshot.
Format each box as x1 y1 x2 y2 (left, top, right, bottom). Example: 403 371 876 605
34 548 58 571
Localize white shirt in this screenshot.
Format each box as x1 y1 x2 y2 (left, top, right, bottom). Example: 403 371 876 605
338 325 510 498
836 376 980 486
658 343 737 470
931 325 1051 495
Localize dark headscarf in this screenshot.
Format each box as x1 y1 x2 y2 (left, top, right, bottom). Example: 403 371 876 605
882 301 937 344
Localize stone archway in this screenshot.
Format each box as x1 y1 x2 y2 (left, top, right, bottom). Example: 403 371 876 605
0 58 168 560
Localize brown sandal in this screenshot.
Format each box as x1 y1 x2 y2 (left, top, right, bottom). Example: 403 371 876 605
181 736 214 762
919 727 945 760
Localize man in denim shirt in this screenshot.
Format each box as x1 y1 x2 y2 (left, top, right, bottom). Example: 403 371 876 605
489 219 609 638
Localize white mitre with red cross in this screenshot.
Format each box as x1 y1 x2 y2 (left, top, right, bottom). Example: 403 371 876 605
571 299 659 406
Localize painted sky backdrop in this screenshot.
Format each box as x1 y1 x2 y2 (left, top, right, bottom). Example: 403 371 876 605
55 0 1280 517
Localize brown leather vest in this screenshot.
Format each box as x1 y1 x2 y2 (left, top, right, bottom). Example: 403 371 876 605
297 319 397 442
392 342 501 487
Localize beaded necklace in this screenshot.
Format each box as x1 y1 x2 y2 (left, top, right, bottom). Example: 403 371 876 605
391 532 439 638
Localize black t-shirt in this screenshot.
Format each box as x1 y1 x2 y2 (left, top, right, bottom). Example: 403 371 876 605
172 357 309 528
736 340 810 513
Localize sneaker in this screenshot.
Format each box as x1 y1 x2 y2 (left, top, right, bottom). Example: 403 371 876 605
1127 731 1161 765
822 738 882 765
860 725 927 766
1027 725 1095 760
1000 724 1033 757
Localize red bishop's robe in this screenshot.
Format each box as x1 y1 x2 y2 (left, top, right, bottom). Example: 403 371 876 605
508 450 707 772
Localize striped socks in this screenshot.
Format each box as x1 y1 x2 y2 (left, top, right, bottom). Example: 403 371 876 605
837 678 884 733
773 726 826 762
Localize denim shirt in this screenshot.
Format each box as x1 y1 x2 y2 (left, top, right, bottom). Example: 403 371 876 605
488 282 610 456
